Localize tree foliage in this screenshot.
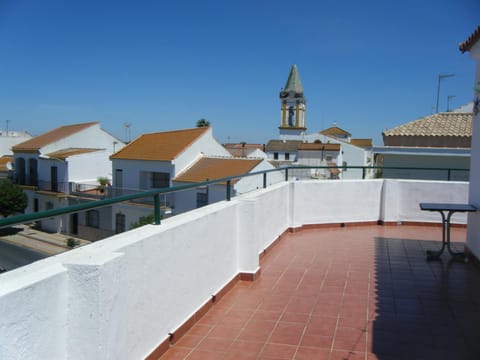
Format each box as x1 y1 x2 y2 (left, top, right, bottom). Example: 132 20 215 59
128 213 156 229
196 118 210 127
0 179 28 217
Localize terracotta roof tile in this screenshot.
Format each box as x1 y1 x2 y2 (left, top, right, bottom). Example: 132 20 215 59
12 122 98 152
350 138 373 148
320 126 351 137
44 148 104 160
460 26 480 53
265 140 302 152
297 143 341 151
111 127 209 161
383 112 472 137
224 143 264 157
174 157 262 183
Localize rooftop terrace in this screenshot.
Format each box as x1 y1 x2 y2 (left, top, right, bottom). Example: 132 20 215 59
0 178 476 360
159 224 479 360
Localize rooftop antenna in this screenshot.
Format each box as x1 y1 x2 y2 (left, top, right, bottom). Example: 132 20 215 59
435 73 455 113
447 95 456 112
123 122 131 142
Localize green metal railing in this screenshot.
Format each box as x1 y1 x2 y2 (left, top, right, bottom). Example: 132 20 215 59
0 165 469 230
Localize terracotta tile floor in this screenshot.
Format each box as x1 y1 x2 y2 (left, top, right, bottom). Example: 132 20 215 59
160 225 480 360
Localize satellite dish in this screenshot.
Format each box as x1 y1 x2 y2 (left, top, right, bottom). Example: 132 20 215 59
6 162 12 170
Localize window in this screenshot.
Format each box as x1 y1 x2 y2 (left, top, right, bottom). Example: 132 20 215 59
273 152 279 160
285 152 290 161
151 172 169 188
196 190 208 208
115 213 126 234
86 210 100 228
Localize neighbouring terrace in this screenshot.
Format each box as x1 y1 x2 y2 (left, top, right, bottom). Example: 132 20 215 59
0 178 478 360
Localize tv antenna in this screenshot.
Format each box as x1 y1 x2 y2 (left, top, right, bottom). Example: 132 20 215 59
123 122 132 142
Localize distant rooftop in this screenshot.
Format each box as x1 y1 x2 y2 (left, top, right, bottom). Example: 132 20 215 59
297 143 341 151
460 25 480 53
320 125 351 138
265 140 303 152
44 148 105 160
111 127 209 161
174 157 262 184
383 112 472 138
12 122 98 152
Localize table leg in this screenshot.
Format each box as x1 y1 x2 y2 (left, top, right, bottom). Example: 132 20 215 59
445 211 468 262
426 210 447 260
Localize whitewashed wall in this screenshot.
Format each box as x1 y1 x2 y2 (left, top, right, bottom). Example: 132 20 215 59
338 142 367 179
0 179 471 360
381 179 469 224
174 128 231 172
68 150 112 182
467 41 480 258
292 179 384 226
112 159 173 190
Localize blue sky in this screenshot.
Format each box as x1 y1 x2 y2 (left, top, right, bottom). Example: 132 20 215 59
0 0 478 146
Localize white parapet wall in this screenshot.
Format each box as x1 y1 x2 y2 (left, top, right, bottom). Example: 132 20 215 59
0 179 470 359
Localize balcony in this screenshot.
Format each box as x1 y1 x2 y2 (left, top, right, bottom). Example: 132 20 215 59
0 178 477 359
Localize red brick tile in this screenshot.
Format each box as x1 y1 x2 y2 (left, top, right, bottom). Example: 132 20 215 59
196 337 233 352
174 334 204 349
159 347 192 359
281 312 310 324
294 347 331 360
237 319 276 342
300 334 333 349
185 349 225 360
207 325 241 340
268 322 305 346
260 343 297 359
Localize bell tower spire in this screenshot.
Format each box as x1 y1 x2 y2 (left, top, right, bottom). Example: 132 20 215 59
279 64 306 140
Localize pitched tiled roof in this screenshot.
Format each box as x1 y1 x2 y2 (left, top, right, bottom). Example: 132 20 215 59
224 143 264 157
111 127 209 161
297 143 341 151
44 148 104 160
383 112 472 137
460 26 480 53
12 122 98 152
320 126 351 137
350 139 373 148
265 140 302 152
173 157 262 183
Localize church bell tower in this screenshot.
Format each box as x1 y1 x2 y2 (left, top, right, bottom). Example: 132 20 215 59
279 64 306 140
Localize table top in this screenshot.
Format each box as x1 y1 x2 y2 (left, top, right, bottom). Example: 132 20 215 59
420 203 477 212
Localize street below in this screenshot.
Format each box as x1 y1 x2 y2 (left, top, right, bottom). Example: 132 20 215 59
0 239 47 272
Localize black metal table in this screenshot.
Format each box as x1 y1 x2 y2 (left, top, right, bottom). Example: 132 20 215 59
419 203 477 261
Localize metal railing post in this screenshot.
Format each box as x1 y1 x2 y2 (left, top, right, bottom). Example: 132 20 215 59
447 169 451 181
263 173 267 188
154 194 161 224
362 167 366 179
285 168 289 181
226 180 231 201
